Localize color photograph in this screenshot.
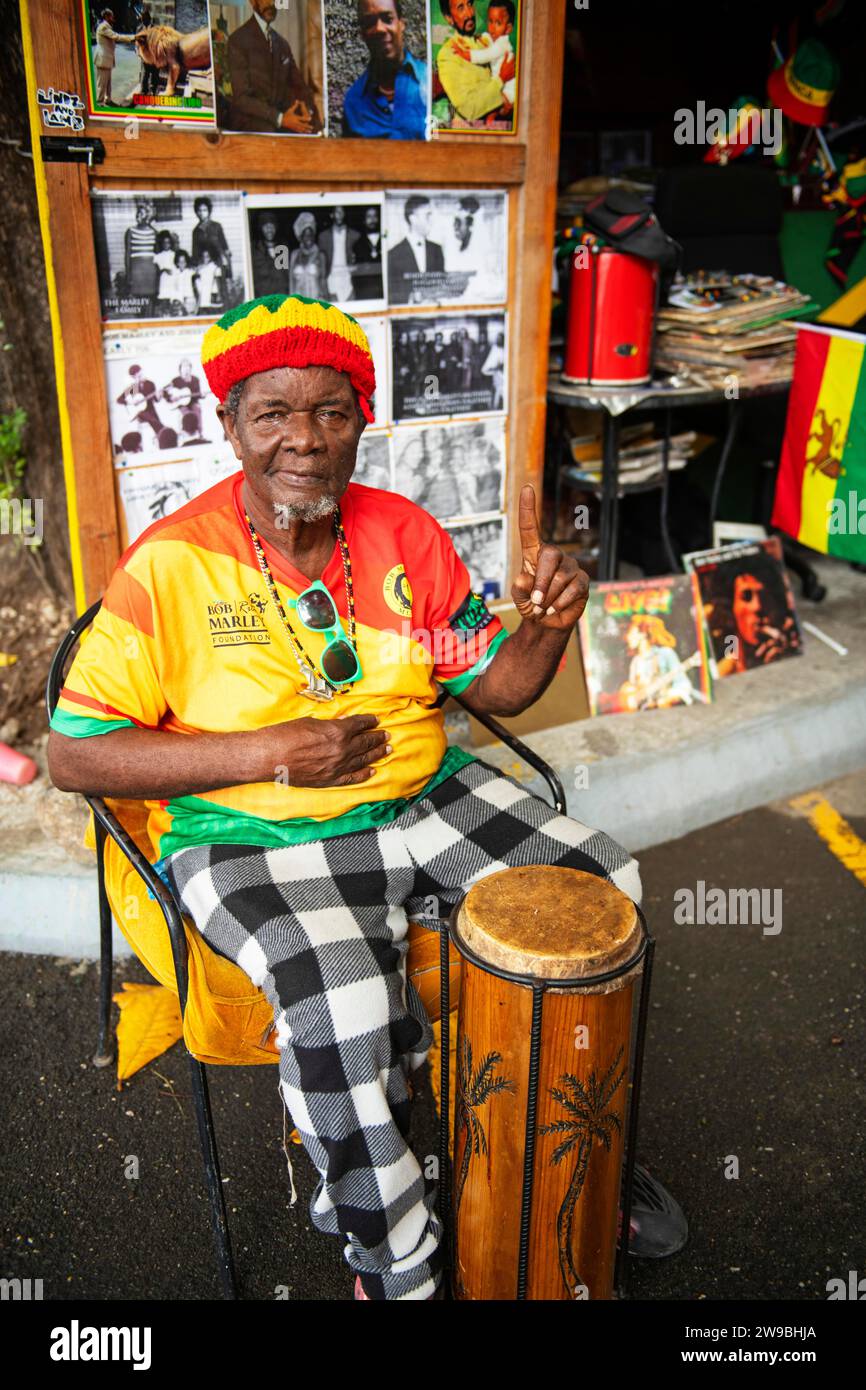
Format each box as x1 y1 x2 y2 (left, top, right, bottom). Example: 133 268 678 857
245 193 385 312
81 0 216 124
92 190 248 322
210 0 326 134
390 311 507 420
324 0 430 139
430 0 518 134
386 189 507 306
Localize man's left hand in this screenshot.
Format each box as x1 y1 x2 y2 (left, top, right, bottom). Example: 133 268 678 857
510 484 589 631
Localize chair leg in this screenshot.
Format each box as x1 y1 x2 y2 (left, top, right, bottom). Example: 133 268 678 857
93 819 115 1069
186 1054 239 1299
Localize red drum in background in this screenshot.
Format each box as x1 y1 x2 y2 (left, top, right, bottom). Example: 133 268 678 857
563 246 659 387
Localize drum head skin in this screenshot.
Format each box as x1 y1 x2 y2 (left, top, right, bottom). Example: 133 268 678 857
457 866 642 984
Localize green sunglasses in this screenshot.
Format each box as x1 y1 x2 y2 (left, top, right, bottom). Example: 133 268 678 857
288 580 363 686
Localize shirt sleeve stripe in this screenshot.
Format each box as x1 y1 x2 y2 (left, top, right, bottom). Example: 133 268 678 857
56 686 152 727
438 627 509 696
49 707 135 738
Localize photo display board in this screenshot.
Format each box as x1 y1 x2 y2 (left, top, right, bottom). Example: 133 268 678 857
93 183 510 592
24 0 566 611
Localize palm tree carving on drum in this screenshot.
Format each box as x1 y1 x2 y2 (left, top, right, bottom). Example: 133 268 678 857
540 1046 626 1299
455 1038 515 1228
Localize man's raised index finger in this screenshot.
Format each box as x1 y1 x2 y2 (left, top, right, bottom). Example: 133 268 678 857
518 484 541 566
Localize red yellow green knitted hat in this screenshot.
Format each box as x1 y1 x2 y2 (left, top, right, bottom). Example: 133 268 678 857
201 294 376 422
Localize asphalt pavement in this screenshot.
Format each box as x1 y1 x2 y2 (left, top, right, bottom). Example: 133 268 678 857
1 773 863 1302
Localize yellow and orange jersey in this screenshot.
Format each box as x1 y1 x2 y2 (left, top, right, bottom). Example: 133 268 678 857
51 472 507 861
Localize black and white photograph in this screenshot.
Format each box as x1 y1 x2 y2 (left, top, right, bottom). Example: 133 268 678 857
385 189 507 306
390 311 507 421
391 418 504 521
210 0 326 135
117 452 240 543
104 326 236 465
92 190 248 322
245 193 386 312
355 317 390 428
324 0 430 140
353 431 393 492
81 0 216 125
445 514 506 599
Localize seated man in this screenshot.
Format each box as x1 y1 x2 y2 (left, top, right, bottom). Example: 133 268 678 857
48 294 640 1302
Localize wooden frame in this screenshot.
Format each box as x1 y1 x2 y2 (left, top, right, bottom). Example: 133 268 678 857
21 0 566 609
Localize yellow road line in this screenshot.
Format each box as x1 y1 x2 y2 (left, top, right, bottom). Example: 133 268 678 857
788 792 866 888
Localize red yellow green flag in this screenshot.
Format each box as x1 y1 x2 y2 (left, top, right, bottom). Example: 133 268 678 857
772 323 866 562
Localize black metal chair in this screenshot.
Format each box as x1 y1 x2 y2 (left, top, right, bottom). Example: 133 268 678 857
46 599 566 1300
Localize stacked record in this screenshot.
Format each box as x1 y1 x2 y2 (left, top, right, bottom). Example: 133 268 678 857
655 274 817 389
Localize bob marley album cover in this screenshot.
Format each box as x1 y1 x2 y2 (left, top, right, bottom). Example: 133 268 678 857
683 537 803 677
578 574 713 717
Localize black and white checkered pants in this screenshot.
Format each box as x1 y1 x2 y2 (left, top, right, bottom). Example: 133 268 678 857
164 757 641 1300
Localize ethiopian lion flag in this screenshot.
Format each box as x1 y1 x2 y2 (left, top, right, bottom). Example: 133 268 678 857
772 323 866 562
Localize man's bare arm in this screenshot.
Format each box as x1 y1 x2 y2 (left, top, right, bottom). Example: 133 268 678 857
455 484 589 719
458 620 572 719
47 715 391 799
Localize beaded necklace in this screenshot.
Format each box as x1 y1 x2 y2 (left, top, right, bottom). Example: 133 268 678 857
244 507 357 698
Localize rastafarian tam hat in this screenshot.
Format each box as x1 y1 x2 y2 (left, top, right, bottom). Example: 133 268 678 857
201 294 376 422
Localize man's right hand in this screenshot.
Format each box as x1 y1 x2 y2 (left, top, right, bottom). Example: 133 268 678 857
280 100 314 133
258 714 391 787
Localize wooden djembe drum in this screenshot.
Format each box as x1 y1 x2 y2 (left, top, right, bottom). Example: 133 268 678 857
444 865 652 1301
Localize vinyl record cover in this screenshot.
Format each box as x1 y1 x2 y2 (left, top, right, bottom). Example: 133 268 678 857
683 537 803 677
578 574 713 717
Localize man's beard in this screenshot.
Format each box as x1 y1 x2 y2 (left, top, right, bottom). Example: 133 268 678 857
275 493 339 524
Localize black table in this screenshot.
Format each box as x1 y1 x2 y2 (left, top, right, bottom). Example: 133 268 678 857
546 373 792 580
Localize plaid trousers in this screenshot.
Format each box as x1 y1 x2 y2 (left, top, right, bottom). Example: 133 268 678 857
164 757 641 1300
